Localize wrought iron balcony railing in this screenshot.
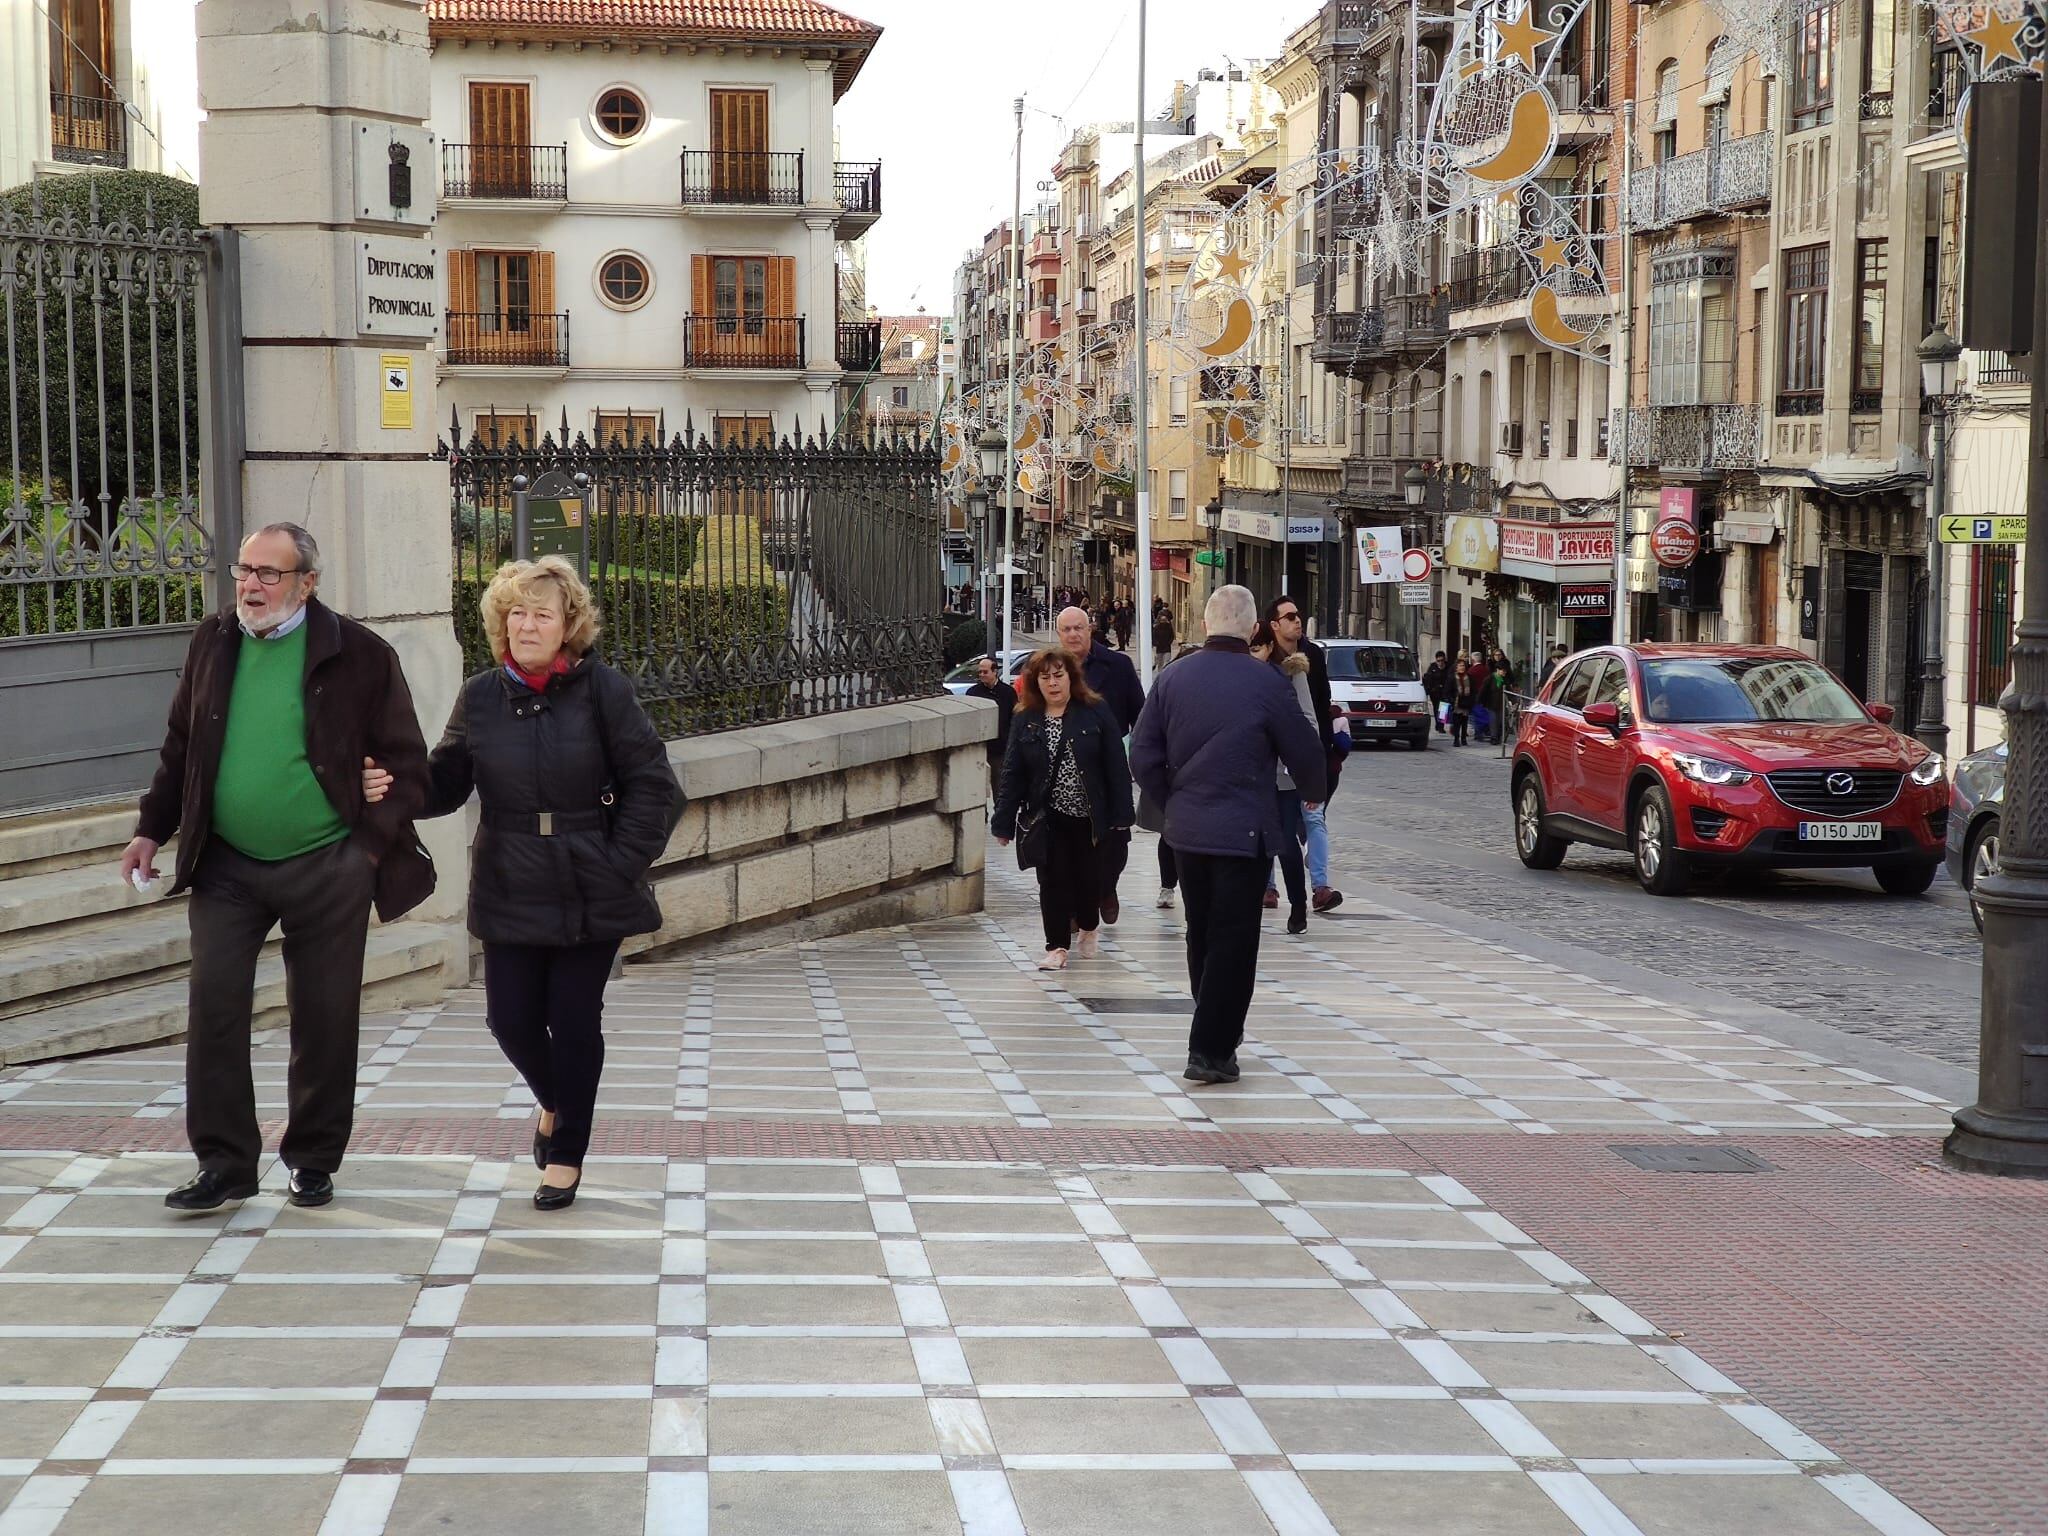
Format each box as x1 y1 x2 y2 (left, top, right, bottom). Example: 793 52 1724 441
837 321 882 373
1110 295 1135 328
445 311 570 367
1449 244 1522 310
1610 404 1761 470
441 142 568 200
49 92 125 167
1384 289 1450 349
1626 132 1773 230
684 315 805 370
836 161 883 221
679 149 805 206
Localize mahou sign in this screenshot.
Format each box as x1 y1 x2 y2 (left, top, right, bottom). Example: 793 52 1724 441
1651 518 1701 569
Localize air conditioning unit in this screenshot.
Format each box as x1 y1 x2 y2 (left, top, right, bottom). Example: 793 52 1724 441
1500 422 1525 455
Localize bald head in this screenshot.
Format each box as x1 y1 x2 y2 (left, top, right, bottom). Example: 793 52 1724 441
1204 584 1257 641
1055 606 1093 658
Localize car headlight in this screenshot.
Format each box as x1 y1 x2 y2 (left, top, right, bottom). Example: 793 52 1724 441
1910 753 1944 787
1670 752 1753 786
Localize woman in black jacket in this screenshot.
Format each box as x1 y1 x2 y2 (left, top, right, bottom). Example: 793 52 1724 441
364 557 681 1209
991 647 1135 971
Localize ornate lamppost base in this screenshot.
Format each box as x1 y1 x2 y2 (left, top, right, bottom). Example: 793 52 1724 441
1945 1105 2048 1177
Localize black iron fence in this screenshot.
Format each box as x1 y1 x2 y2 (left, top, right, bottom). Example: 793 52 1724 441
444 415 944 738
835 161 883 219
684 315 804 370
440 142 568 200
837 320 883 372
679 150 805 206
445 310 569 367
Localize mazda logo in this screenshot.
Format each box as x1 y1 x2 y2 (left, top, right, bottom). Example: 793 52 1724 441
1827 772 1856 795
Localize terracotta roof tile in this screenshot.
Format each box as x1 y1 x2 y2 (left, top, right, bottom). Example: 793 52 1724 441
425 0 880 44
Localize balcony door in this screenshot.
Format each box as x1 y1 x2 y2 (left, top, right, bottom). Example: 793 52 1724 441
691 255 796 367
709 89 770 202
469 82 532 197
448 249 555 362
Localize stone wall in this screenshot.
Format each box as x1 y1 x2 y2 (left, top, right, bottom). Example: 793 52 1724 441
621 694 998 959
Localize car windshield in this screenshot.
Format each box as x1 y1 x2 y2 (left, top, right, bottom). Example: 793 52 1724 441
1639 657 1870 724
1325 645 1417 682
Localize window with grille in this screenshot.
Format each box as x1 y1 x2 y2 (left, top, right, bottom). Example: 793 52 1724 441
1790 0 1837 129
1653 62 1679 160
1648 250 1735 406
477 252 533 330
1974 546 2017 707
1853 239 1886 412
1779 244 1828 413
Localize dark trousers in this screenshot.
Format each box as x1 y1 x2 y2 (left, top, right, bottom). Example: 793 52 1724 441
1038 812 1101 951
1157 837 1178 890
1097 827 1131 906
1263 790 1307 907
185 836 374 1182
1175 850 1267 1064
1450 709 1471 746
482 939 623 1167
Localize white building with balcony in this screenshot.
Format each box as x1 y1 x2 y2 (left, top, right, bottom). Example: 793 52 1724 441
425 0 884 451
0 0 192 189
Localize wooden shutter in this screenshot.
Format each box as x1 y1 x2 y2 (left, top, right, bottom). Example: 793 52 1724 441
690 255 713 363
768 256 796 320
468 83 531 195
710 90 769 199
448 250 478 359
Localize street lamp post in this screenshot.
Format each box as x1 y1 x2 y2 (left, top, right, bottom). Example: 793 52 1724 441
976 428 1008 655
1916 326 1961 758
1403 465 1427 658
1202 482 1225 602
967 491 990 636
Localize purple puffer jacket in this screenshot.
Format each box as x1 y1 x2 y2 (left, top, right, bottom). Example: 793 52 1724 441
1129 637 1328 859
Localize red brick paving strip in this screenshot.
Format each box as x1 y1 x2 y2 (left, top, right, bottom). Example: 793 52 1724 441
8 1110 2045 1535
1409 1133 2048 1536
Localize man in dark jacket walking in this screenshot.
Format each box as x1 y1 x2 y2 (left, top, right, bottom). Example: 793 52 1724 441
965 654 1016 799
1053 604 1144 920
120 524 435 1212
1130 585 1326 1084
1422 652 1450 733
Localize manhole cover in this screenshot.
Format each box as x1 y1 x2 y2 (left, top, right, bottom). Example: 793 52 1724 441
1610 1145 1776 1174
1074 997 1195 1015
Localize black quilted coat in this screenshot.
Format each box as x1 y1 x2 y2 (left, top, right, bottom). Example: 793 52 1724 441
424 658 684 946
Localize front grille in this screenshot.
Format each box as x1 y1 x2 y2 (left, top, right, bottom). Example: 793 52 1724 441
1690 807 1730 840
1764 769 1904 817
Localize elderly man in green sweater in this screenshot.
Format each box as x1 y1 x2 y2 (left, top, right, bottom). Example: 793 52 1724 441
121 524 435 1211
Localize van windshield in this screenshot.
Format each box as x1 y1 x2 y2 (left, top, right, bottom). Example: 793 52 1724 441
1325 645 1418 682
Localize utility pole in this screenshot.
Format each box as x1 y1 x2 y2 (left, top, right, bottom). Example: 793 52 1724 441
1280 312 1292 602
1612 107 1634 647
1134 0 1155 684
1947 82 2048 1176
1004 97 1022 663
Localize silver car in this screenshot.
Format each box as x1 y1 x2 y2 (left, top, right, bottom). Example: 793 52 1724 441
1946 742 2006 932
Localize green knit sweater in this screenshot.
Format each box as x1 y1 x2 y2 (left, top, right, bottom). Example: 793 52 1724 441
210 625 349 861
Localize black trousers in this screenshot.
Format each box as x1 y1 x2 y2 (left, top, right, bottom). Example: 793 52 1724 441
1038 812 1101 950
1450 709 1471 745
1174 850 1267 1064
483 939 624 1167
185 836 374 1182
1157 837 1178 890
1097 827 1131 905
1263 790 1307 907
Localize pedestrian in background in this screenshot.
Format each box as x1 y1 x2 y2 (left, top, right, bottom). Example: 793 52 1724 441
991 648 1133 971
1422 651 1451 734
1261 595 1341 914
1130 586 1325 1085
1048 604 1144 924
1251 620 1314 935
1450 660 1476 746
1538 643 1569 692
965 653 1016 800
365 556 682 1211
126 523 437 1213
1151 598 1174 661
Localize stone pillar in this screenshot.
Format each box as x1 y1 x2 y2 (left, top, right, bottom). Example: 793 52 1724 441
196 0 467 931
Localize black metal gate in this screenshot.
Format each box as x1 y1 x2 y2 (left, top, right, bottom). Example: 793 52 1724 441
444 411 944 738
0 178 219 814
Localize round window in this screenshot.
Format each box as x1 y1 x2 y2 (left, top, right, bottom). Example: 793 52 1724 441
595 87 647 141
599 253 651 309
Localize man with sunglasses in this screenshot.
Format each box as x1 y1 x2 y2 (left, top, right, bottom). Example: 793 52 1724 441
1260 596 1343 914
120 523 435 1212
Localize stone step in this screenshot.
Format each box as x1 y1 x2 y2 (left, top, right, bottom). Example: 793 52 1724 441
0 856 182 939
0 801 138 880
0 905 199 1021
0 921 464 1067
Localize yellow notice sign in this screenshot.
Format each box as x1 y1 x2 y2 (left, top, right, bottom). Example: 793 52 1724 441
380 354 413 430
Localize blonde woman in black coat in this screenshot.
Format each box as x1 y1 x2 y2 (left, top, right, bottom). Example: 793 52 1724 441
364 556 681 1208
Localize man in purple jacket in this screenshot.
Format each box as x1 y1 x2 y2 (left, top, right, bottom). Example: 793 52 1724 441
1130 585 1327 1084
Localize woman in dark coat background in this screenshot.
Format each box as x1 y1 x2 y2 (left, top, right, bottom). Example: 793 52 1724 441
992 647 1135 971
364 555 681 1209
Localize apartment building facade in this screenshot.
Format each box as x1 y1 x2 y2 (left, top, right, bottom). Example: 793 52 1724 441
2 0 185 188
425 0 884 452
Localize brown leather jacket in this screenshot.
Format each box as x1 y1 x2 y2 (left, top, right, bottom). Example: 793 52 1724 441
135 597 436 921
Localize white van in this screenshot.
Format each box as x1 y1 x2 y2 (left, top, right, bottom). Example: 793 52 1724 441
1322 639 1432 750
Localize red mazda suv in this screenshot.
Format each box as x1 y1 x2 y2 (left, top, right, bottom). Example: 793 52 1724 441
1509 645 1948 896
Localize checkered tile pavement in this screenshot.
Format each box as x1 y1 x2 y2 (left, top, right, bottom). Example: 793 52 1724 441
0 841 1973 1535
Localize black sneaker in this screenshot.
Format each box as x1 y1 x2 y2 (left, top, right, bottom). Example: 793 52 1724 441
1183 1055 1240 1085
1287 904 1308 935
164 1169 259 1212
287 1169 334 1208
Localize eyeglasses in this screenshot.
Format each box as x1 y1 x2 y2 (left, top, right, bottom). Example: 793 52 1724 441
231 564 305 586
1275 611 1302 623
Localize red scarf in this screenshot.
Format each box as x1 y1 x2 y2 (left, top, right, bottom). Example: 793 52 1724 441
505 652 575 692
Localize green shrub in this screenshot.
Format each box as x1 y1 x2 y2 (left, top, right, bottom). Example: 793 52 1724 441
944 617 986 666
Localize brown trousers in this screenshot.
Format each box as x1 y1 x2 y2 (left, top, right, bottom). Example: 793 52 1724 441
184 836 374 1181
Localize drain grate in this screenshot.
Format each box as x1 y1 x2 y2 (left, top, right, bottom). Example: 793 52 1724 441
1074 997 1195 1015
1610 1144 1777 1174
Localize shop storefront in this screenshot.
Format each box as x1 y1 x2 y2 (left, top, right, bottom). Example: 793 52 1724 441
1497 518 1619 668
1219 504 1340 623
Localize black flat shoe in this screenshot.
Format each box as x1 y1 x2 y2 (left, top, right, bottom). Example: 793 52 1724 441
1287 905 1308 935
534 1172 581 1211
533 1127 551 1170
287 1168 334 1208
1183 1055 1239 1086
164 1169 259 1212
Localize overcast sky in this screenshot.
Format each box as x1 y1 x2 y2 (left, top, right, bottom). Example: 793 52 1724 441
838 0 1323 316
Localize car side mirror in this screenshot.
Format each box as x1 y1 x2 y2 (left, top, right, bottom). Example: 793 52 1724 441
1583 701 1622 732
1866 702 1895 725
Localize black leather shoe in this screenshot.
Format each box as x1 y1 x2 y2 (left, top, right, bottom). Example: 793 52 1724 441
1220 1055 1241 1082
534 1172 581 1211
1100 892 1120 925
533 1127 551 1170
287 1168 334 1208
164 1169 258 1212
1183 1056 1233 1086
1287 904 1308 935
